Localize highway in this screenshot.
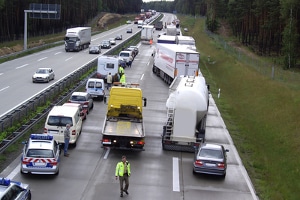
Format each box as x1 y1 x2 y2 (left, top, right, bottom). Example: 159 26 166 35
0 13 258 200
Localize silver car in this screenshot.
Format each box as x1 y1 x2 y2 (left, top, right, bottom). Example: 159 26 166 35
20 134 60 175
109 38 116 45
193 143 229 178
32 68 55 83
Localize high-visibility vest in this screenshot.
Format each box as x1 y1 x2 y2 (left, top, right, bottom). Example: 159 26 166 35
120 74 126 83
119 66 124 74
115 161 131 177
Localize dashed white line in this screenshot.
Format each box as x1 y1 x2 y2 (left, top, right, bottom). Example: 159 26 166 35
65 57 73 61
0 86 9 92
173 157 180 192
140 74 144 80
55 52 62 55
103 148 110 159
38 57 47 61
16 64 28 69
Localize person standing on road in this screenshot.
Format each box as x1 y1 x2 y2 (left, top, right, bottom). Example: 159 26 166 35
115 155 131 197
120 73 126 84
64 124 71 157
106 72 112 90
119 65 124 77
128 55 133 68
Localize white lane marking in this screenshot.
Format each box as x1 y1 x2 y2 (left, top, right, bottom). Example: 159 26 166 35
140 74 144 80
38 57 47 61
173 157 180 192
16 64 29 69
65 57 73 61
103 148 110 159
6 165 20 180
0 73 3 76
55 52 62 55
0 86 9 92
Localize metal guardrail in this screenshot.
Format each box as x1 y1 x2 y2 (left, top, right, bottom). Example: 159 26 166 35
0 28 143 154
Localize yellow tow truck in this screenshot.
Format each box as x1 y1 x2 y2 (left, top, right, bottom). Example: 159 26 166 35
101 83 147 151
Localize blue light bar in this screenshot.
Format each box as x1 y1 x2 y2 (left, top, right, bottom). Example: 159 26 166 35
30 134 53 140
0 177 10 186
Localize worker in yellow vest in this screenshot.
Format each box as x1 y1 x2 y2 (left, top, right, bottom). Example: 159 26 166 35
115 155 131 197
120 73 126 84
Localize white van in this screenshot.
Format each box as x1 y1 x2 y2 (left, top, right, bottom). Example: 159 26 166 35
137 20 143 28
44 105 83 146
119 50 132 66
96 55 119 81
86 78 105 100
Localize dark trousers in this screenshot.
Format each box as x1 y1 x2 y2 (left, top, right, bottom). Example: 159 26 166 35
119 174 129 193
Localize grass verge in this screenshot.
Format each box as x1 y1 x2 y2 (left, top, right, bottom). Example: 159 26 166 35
179 15 300 200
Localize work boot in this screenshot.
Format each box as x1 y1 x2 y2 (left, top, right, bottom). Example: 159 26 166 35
124 190 129 195
120 193 123 197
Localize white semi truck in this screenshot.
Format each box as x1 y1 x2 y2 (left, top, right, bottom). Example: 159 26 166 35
162 75 209 152
153 43 200 85
64 27 91 52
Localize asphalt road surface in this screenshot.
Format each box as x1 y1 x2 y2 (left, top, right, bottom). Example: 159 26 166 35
0 13 258 200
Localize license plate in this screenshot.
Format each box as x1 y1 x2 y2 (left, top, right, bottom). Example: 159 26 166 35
49 130 58 134
205 163 216 167
34 162 46 166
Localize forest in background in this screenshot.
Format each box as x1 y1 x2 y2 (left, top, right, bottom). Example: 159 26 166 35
0 0 299 69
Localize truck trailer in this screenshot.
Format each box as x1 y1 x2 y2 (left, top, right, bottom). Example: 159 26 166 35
64 27 91 52
162 75 209 152
141 25 154 42
101 83 147 151
153 43 200 85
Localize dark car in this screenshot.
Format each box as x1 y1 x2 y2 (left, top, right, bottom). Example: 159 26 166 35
68 92 94 114
193 143 229 178
89 45 101 54
126 28 132 33
100 40 111 49
115 34 122 40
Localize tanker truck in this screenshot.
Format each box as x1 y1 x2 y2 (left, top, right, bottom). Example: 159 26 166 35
64 27 91 52
162 75 209 152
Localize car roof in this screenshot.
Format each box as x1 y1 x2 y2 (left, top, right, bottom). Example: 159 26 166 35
62 103 82 108
27 135 55 150
37 68 51 70
201 143 223 150
72 92 88 96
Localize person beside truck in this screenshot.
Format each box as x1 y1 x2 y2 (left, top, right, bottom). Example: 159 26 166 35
106 73 112 90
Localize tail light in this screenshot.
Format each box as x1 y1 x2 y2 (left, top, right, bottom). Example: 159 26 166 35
44 128 48 133
50 160 58 166
217 163 225 168
83 102 89 106
102 138 111 144
72 129 76 135
137 141 145 145
194 160 203 166
22 160 30 165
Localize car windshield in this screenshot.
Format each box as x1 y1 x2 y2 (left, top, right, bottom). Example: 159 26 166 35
26 149 54 158
199 149 223 159
37 69 47 74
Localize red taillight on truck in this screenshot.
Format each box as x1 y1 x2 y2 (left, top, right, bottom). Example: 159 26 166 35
72 130 76 135
44 128 48 133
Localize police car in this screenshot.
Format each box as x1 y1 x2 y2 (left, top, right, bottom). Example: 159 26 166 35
0 177 31 200
20 134 60 175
